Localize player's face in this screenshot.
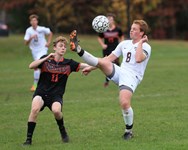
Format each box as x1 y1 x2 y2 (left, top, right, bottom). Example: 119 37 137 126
30 18 38 28
107 16 114 26
54 41 67 56
130 23 144 40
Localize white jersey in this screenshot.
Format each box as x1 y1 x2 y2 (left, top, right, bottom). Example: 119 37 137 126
24 25 51 52
112 40 151 81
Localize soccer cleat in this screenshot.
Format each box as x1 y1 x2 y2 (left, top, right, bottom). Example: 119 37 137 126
122 131 133 140
61 133 69 143
22 140 32 146
69 30 81 52
60 129 69 143
30 85 36 92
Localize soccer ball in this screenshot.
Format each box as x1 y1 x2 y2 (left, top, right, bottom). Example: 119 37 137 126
92 15 109 33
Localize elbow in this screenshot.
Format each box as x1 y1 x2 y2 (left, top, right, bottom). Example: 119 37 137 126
29 63 35 69
29 65 33 69
135 54 145 63
136 59 142 63
135 57 143 63
24 41 29 45
29 66 37 69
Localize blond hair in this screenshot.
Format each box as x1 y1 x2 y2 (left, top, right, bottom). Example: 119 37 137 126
53 36 68 46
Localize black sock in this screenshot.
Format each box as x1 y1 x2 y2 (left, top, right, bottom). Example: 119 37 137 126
56 118 67 135
26 122 36 141
126 124 133 132
105 77 109 82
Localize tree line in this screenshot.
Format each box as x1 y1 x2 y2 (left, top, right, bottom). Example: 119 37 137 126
0 0 188 39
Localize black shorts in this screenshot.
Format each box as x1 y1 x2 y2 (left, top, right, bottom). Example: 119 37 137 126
33 92 63 111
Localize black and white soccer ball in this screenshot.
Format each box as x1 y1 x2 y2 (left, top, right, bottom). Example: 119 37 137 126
92 15 109 33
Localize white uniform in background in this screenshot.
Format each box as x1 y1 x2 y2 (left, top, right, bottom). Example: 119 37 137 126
24 26 51 60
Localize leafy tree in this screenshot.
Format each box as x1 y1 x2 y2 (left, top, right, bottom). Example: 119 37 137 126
34 0 74 33
146 0 188 39
0 0 36 33
1 0 188 39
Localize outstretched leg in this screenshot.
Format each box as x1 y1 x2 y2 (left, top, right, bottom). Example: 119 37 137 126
70 30 113 76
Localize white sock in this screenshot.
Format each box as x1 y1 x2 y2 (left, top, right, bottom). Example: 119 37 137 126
122 107 134 128
81 51 98 66
34 69 40 84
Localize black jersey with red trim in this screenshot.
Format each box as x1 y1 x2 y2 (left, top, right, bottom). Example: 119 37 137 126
98 26 123 53
35 55 80 96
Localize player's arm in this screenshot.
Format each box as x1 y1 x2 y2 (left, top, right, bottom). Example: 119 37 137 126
135 35 148 63
82 65 97 75
45 31 53 47
24 34 37 45
97 37 107 49
79 63 97 72
79 63 90 70
29 53 55 69
80 63 97 75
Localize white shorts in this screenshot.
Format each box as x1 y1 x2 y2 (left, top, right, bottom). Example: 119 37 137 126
31 50 48 60
107 64 141 93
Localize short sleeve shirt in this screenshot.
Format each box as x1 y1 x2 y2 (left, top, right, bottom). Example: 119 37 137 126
98 26 123 51
24 26 51 52
35 55 80 96
112 40 151 80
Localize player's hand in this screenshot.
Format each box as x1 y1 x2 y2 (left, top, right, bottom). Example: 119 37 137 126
102 44 107 50
82 66 92 75
31 34 38 39
141 35 148 43
45 43 50 47
82 70 91 75
47 53 55 60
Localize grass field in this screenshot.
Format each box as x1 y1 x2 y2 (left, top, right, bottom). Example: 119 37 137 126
0 34 188 150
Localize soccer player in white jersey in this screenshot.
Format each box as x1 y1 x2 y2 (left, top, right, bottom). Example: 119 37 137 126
70 20 151 140
24 14 53 92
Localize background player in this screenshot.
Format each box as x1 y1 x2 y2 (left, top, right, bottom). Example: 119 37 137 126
98 13 124 87
24 14 53 91
70 20 151 140
23 36 89 145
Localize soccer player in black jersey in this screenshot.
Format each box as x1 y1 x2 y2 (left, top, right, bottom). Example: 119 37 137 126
98 13 124 87
23 36 89 145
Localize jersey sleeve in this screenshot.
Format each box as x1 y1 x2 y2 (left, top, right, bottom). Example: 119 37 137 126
98 32 104 38
112 41 125 57
142 43 151 58
24 29 30 41
41 26 51 35
38 55 48 69
70 59 80 72
118 27 123 37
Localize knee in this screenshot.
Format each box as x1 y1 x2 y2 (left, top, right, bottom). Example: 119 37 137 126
120 99 130 109
52 109 62 118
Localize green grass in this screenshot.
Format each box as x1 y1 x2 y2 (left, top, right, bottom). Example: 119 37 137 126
0 35 188 150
